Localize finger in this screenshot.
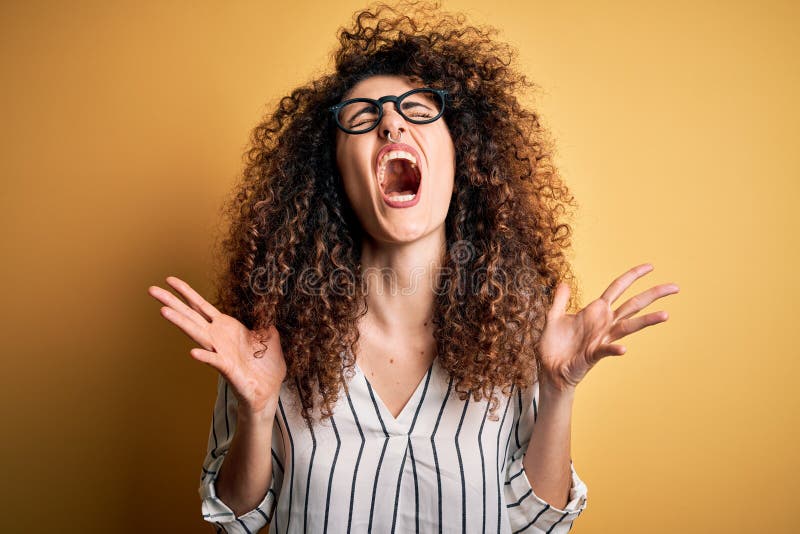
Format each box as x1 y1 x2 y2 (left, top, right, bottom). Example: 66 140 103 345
159 306 214 350
148 285 210 327
614 283 680 322
606 310 669 343
165 276 221 322
549 282 571 318
189 347 217 366
599 263 654 305
189 348 230 377
593 343 627 362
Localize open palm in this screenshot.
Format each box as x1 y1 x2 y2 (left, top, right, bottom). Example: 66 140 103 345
537 263 679 391
147 276 287 414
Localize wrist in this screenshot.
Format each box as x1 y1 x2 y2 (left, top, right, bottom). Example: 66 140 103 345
237 396 279 424
539 374 576 399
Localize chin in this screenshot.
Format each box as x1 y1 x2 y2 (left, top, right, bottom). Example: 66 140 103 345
361 217 428 244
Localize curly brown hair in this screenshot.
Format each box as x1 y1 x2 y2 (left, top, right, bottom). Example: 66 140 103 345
210 0 581 428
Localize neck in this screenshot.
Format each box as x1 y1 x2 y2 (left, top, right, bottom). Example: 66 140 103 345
358 226 446 337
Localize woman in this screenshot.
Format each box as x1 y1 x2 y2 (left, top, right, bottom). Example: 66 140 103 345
148 2 679 533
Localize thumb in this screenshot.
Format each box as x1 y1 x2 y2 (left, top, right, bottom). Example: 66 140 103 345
549 282 570 318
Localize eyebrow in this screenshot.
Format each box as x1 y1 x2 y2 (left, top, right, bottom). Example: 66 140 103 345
402 100 434 112
348 104 378 123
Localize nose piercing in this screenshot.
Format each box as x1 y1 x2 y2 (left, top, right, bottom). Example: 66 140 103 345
387 130 402 143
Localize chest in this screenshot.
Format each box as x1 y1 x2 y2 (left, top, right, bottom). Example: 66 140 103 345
353 335 436 420
272 373 520 534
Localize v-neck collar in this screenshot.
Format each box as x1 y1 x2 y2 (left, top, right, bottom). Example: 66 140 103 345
355 357 436 434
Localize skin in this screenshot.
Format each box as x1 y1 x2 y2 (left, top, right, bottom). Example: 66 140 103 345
334 74 456 415
147 277 283 516
525 264 679 508
146 74 680 514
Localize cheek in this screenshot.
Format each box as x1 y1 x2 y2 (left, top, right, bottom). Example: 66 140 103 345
430 134 456 191
336 145 373 209
339 169 364 208
336 143 357 185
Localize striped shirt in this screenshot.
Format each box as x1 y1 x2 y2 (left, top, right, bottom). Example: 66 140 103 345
199 356 589 533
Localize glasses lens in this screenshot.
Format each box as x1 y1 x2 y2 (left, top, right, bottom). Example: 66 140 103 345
337 100 381 133
398 89 444 124
336 89 445 133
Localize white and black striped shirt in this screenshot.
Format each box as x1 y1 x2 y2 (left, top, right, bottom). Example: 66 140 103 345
199 356 588 533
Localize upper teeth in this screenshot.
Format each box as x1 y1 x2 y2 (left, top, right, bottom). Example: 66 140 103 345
378 150 418 184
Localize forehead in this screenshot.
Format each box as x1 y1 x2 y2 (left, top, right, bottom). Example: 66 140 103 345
342 74 424 101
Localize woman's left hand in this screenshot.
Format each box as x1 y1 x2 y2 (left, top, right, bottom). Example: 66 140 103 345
536 263 680 391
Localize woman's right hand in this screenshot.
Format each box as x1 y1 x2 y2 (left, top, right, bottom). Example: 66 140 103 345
147 276 287 416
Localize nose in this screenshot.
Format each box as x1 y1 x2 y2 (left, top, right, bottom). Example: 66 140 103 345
378 102 406 141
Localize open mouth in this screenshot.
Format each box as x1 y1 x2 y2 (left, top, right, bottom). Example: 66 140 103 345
376 148 422 207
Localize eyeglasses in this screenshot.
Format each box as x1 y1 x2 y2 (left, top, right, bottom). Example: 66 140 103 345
329 87 449 134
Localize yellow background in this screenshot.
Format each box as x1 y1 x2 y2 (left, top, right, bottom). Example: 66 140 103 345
1 0 797 532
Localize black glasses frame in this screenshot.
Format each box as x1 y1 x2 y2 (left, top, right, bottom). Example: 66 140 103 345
328 87 449 134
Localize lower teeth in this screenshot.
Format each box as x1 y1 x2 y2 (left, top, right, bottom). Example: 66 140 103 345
387 192 416 202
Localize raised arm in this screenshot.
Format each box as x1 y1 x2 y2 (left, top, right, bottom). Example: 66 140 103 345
199 375 283 532
504 381 588 533
148 276 287 532
215 390 280 516
508 263 679 531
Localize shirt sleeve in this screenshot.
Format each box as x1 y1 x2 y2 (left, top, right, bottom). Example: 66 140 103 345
503 380 588 533
198 374 283 533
